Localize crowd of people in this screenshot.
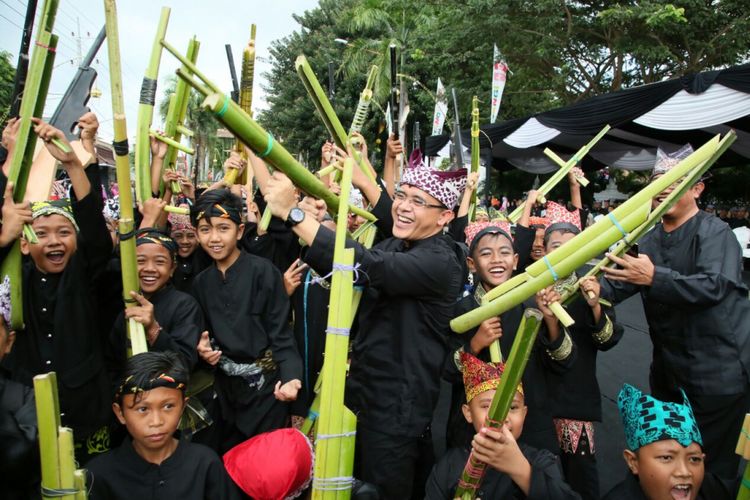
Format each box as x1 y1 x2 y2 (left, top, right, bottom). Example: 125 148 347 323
0 111 748 500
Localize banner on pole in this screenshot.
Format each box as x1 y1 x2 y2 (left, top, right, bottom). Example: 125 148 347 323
431 78 448 136
490 45 508 124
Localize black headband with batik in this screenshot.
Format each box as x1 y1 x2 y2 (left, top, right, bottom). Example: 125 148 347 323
115 372 187 403
195 203 242 225
136 228 177 258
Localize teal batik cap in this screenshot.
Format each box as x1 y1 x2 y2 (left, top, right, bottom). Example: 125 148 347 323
617 383 703 451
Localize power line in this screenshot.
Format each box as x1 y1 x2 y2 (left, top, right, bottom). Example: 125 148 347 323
0 11 23 30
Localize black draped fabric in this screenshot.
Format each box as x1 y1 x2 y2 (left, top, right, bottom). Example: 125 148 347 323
424 444 580 500
86 436 241 500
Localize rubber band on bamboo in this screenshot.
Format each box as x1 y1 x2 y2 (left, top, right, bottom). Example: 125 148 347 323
112 139 129 156
313 477 354 491
118 228 137 241
307 409 319 420
41 487 80 497
316 430 357 440
608 212 627 237
139 77 157 106
742 478 750 490
543 256 559 281
35 41 56 53
216 95 230 118
257 132 274 158
326 327 350 337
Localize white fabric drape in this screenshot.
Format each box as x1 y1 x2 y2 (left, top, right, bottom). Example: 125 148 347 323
503 117 561 148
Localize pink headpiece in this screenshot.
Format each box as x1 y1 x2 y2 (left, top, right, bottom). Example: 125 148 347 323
400 149 467 209
545 201 582 231
167 204 195 233
465 220 512 249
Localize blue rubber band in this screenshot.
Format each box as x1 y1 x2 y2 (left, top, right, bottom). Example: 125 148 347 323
543 256 559 282
608 212 627 237
308 409 319 420
326 327 350 337
258 132 274 158
216 95 230 118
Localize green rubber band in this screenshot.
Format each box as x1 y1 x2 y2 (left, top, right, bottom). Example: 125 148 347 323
216 95 230 118
258 132 274 158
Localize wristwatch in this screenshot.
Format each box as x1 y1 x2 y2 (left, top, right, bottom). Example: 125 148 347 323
285 207 305 228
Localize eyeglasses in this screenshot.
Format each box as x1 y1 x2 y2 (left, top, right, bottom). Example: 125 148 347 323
393 189 445 210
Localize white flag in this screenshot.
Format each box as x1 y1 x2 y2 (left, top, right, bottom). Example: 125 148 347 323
490 45 509 124
431 78 448 136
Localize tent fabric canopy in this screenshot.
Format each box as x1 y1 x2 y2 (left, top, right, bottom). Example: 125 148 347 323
424 63 750 174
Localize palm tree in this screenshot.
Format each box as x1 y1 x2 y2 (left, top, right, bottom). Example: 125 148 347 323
159 76 218 184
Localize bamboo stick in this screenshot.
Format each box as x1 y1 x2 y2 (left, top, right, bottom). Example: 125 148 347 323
545 148 589 186
73 470 87 500
104 0 147 355
149 130 194 154
349 66 379 134
57 427 76 500
134 7 170 203
469 96 480 221
200 93 374 222
736 414 750 500
454 309 544 499
35 372 62 499
505 125 610 222
163 205 190 215
313 158 356 499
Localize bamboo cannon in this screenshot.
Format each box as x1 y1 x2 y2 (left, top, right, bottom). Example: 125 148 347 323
0 0 60 329
735 414 750 500
104 0 148 355
544 148 589 187
312 158 358 499
295 56 377 185
454 309 544 499
469 96 480 221
505 125 610 223
559 130 736 308
34 372 88 499
452 134 724 333
134 7 170 203
223 25 256 187
349 65 379 134
160 37 200 195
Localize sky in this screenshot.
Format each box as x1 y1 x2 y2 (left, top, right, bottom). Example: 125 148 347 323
0 0 319 143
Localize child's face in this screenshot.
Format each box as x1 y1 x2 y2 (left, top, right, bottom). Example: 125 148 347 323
20 214 78 274
624 440 705 500
196 218 243 263
468 233 517 289
462 389 527 439
170 229 198 258
545 230 576 253
530 227 545 261
113 387 186 454
136 244 176 295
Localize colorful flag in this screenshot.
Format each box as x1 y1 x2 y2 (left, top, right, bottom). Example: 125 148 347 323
431 78 448 136
490 45 509 124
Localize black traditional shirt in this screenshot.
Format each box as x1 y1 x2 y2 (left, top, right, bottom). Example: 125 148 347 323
172 248 211 293
191 251 301 384
602 471 735 500
601 210 750 397
86 436 241 500
0 370 39 498
111 284 204 370
304 218 464 437
424 444 580 500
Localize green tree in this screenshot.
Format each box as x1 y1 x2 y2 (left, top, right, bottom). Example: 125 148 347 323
0 51 17 120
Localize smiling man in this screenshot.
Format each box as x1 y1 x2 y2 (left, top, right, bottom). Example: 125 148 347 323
264 153 467 499
601 148 750 479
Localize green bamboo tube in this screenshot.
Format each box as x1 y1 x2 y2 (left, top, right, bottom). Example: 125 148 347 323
73 470 87 500
336 407 357 500
506 125 611 222
104 0 148 356
161 40 221 94
736 414 750 500
57 427 77 499
313 159 356 499
480 272 528 304
317 162 340 179
452 203 651 333
455 309 544 499
201 93 374 222
295 56 376 185
162 37 200 195
738 466 750 500
469 96 480 221
349 65 379 134
149 130 194 154
544 149 589 187
34 372 62 499
163 205 189 215
134 7 170 203
301 386 322 436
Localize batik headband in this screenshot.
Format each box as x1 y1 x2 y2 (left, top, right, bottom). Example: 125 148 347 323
168 204 195 232
115 372 187 402
30 199 79 232
617 383 703 451
400 148 468 209
652 144 694 178
195 203 242 225
466 222 513 256
136 228 177 258
0 275 11 327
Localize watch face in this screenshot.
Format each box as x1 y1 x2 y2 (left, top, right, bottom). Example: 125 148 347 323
290 208 305 224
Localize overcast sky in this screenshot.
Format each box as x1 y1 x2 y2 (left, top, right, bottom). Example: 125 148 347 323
0 0 318 142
